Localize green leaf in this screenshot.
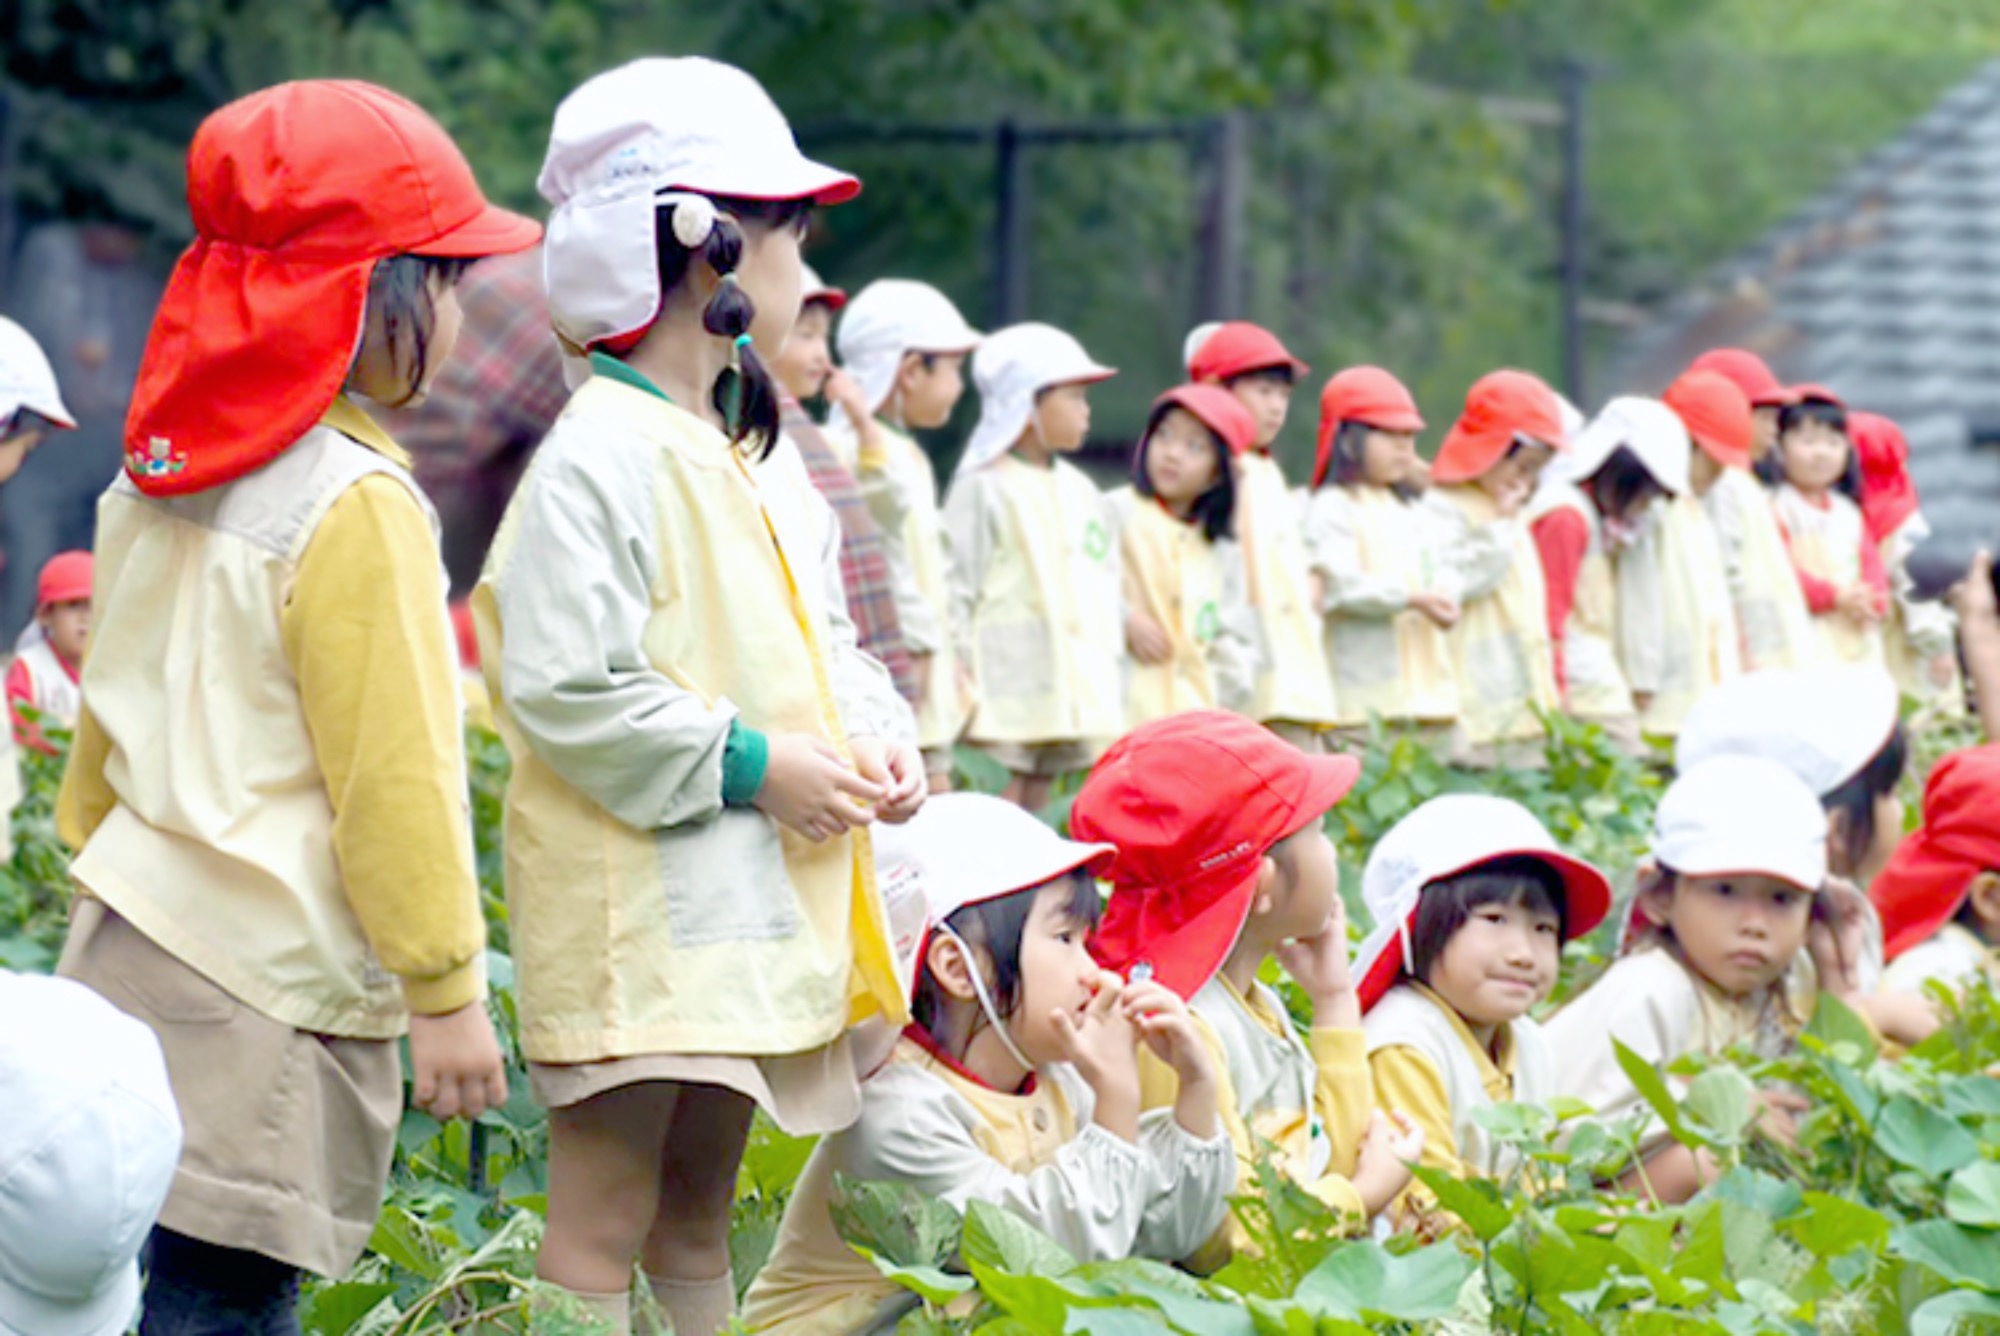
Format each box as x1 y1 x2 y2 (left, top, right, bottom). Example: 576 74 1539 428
963 1200 1080 1278
1293 1241 1472 1322
1471 1098 1555 1146
1612 1038 1688 1143
298 1281 398 1336
1941 1075 2000 1120
1890 1219 2000 1291
1064 1308 1173 1336
1910 1290 2000 1336
1682 1066 1757 1147
1408 1163 1514 1242
830 1176 963 1270
1711 1166 1804 1221
1874 1098 1981 1177
864 1253 976 1308
1782 1192 1890 1258
1804 991 1877 1061
366 1205 441 1281
1945 1161 2000 1229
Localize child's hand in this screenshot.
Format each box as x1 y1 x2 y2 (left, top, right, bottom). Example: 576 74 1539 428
1408 591 1461 629
1125 612 1173 665
407 1001 508 1122
1836 583 1883 626
1806 878 1871 1002
1352 1110 1422 1218
755 733 885 841
1119 981 1213 1086
825 368 872 433
1754 1087 1809 1150
850 735 926 823
1275 902 1360 1027
1052 971 1142 1137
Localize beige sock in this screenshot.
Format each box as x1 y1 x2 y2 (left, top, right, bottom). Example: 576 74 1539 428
536 1284 633 1335
645 1270 736 1336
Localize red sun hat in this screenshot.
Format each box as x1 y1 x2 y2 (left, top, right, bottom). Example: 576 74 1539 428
1662 369 1755 471
1688 348 1789 408
1849 411 1919 547
1314 366 1425 488
1187 322 1309 384
1151 383 1257 457
1869 745 2000 961
1786 382 1845 410
125 80 542 498
35 550 93 610
1430 369 1565 485
1071 710 1362 1001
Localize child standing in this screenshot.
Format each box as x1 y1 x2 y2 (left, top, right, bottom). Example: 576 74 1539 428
1112 384 1257 725
1547 756 1855 1203
742 794 1233 1333
54 80 533 1326
1189 323 1342 749
483 60 923 1334
1424 370 1567 766
1688 348 1789 470
7 549 90 752
1074 711 1423 1262
1357 795 1611 1207
1872 746 2000 995
1850 411 1961 707
1771 387 1888 666
834 280 984 790
944 323 1121 812
1303 366 1460 740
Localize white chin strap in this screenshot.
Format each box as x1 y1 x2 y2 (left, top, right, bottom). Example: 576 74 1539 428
934 924 1037 1073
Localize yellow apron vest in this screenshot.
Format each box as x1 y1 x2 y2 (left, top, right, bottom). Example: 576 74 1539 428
1437 485 1559 748
1237 453 1339 727
1773 484 1885 668
1525 482 1633 721
1637 494 1742 736
1706 468 1819 673
880 425 969 750
1316 485 1458 727
1115 488 1227 726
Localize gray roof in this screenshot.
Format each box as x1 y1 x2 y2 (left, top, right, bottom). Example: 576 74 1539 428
1609 58 2000 548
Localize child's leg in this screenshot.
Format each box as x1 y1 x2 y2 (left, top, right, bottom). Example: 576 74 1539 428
640 1085 757 1336
539 1082 682 1301
1018 773 1055 813
140 1229 302 1336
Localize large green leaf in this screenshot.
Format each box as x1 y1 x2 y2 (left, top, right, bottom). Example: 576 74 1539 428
864 1253 977 1308
1682 1066 1757 1147
963 1200 1081 1278
831 1176 964 1270
1782 1191 1891 1259
1873 1098 1981 1177
1945 1161 2000 1230
1292 1240 1472 1323
1613 1039 1688 1144
1909 1289 2000 1336
1890 1220 2000 1292
1408 1163 1514 1242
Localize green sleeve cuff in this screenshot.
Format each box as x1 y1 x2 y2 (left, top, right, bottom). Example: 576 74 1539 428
721 720 770 807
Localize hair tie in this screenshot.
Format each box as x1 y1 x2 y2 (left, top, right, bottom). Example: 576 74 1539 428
724 332 752 440
664 192 717 249
733 333 753 350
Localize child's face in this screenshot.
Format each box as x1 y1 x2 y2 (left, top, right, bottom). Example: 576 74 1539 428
1266 824 1340 940
1143 408 1223 510
1010 880 1107 1067
40 599 90 664
0 422 45 485
1751 406 1781 460
1035 382 1093 453
771 302 833 402
899 352 967 430
1780 421 1850 494
1688 447 1724 497
1647 874 1813 998
735 212 807 360
1229 372 1293 450
352 271 465 407
1477 438 1554 505
1360 429 1419 489
1424 892 1561 1027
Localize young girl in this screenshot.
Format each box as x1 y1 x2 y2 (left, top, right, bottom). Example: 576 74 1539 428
1303 365 1460 741
741 793 1233 1334
1688 347 1789 469
1358 796 1610 1207
1771 387 1889 667
1666 370 1820 675
0 315 75 484
1873 745 2000 995
482 59 923 1334
1423 370 1567 766
834 279 984 790
1547 756 1855 1203
1188 322 1342 748
8 549 90 753
944 322 1121 811
1851 411 1961 708
53 81 533 1326
1111 383 1257 725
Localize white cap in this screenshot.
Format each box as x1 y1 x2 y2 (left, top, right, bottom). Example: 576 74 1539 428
798 264 846 312
0 972 182 1336
0 319 75 431
958 323 1116 479
1652 756 1828 891
1353 794 1611 1010
538 57 860 351
1181 322 1224 375
1552 390 1586 446
1557 395 1691 496
835 280 983 416
1676 665 1899 797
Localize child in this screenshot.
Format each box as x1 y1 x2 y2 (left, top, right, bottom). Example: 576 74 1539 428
1851 411 1961 708
834 280 984 790
1357 795 1611 1207
1188 322 1342 749
1073 710 1424 1263
1666 369 1819 674
7 549 90 752
1111 383 1257 725
1423 370 1567 766
0 315 76 484
1547 756 1852 1203
53 80 533 1325
1688 347 1789 469
1873 745 2000 995
1771 386 1889 667
1526 396 1688 748
483 59 923 1334
742 793 1233 1334
1303 365 1460 741
944 322 1121 812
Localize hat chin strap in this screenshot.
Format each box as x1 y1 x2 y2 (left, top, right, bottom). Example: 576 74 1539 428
934 924 1038 1074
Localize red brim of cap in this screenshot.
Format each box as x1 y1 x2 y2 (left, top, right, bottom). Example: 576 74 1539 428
1693 433 1753 471
422 202 545 259
1359 408 1426 433
807 289 848 311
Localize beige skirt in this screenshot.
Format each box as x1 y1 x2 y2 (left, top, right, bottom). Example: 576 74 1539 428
975 738 1098 778
528 1030 865 1137
57 899 401 1279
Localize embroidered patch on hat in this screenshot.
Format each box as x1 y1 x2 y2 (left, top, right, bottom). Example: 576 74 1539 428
129 436 187 481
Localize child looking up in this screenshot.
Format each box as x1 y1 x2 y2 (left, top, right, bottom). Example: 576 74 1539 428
7 549 91 753
1113 383 1257 725
945 323 1121 811
1771 387 1888 666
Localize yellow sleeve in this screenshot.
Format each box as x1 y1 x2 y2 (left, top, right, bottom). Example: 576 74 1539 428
1308 1026 1373 1182
54 703 116 851
280 475 486 1015
1369 1044 1471 1215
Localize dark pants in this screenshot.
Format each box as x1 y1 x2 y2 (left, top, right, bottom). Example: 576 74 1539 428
140 1230 302 1336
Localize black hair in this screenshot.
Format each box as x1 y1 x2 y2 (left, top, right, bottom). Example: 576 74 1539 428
1822 720 1907 874
910 871 1102 1055
1776 398 1861 500
1132 400 1237 543
650 194 813 459
1406 856 1568 985
1226 366 1296 389
1 408 54 442
365 254 475 408
1584 444 1667 522
1326 419 1373 488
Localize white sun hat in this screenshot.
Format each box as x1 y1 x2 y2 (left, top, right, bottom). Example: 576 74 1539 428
1652 755 1828 892
0 972 183 1336
1553 395 1691 496
834 279 983 418
1675 664 1899 798
0 319 75 431
956 323 1116 479
1180 322 1224 375
538 57 860 354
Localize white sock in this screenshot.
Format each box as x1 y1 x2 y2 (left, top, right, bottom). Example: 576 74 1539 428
538 1284 633 1335
645 1269 736 1336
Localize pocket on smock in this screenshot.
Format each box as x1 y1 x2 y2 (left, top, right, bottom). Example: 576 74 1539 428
657 810 802 947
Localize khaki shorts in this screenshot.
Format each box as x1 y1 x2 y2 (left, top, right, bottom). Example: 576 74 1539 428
974 739 1098 778
528 1030 863 1137
58 900 401 1279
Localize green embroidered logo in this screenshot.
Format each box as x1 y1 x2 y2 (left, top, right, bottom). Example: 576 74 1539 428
1195 601 1220 643
1083 519 1110 563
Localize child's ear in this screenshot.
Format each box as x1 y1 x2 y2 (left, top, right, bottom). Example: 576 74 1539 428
895 350 927 394
1824 811 1852 872
1250 854 1280 916
1967 871 2000 934
1634 877 1675 933
924 934 980 1004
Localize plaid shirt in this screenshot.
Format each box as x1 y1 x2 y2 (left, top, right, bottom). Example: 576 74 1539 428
781 398 917 704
